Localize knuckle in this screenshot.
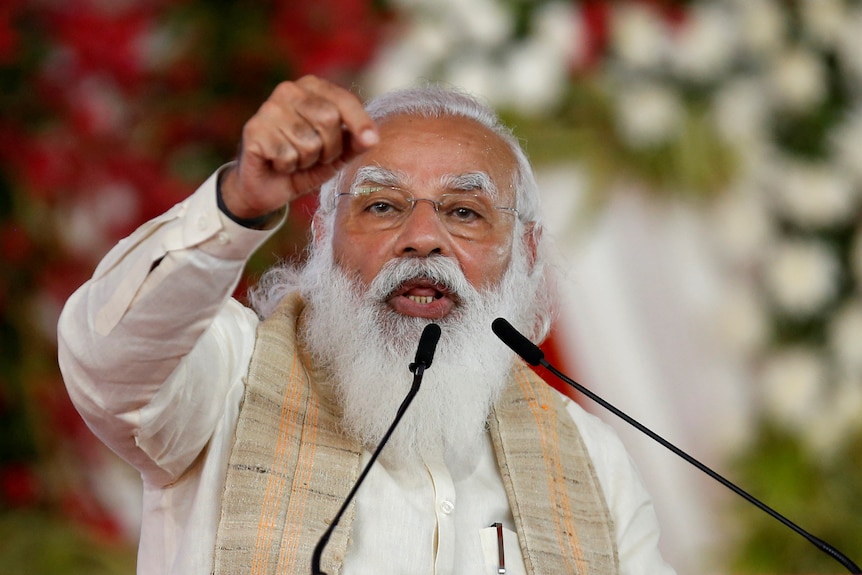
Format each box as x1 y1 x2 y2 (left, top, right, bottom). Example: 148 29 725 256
272 80 301 100
240 120 261 147
273 151 298 172
296 74 323 89
288 119 319 144
312 101 342 128
257 99 282 118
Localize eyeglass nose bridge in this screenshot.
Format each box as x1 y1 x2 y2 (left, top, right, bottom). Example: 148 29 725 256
397 196 452 234
406 196 444 214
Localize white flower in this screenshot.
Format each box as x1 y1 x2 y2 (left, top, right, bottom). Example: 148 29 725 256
768 160 857 228
716 282 770 357
735 0 788 60
138 20 186 73
759 346 827 429
768 47 827 112
499 40 568 115
671 3 738 83
800 0 848 50
494 1 580 114
712 77 771 152
609 2 669 71
404 17 456 63
763 239 840 317
531 1 584 56
441 0 512 49
362 22 445 95
828 300 862 379
709 181 775 265
70 75 129 138
836 7 862 89
444 54 501 107
535 1 584 67
802 376 862 459
614 81 682 148
58 182 141 259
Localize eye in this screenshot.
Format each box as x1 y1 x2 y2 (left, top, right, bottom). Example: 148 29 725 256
440 196 490 223
353 186 409 217
448 205 482 222
366 199 401 215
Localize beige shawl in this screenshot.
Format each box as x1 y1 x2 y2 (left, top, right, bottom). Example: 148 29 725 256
213 294 619 574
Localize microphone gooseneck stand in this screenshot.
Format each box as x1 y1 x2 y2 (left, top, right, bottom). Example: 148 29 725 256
310 323 442 575
491 317 861 575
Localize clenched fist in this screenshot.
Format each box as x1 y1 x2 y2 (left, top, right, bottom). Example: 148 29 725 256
220 75 379 221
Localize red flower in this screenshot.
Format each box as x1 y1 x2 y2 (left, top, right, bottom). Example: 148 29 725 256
575 0 690 72
46 3 157 90
0 0 25 66
61 488 124 541
0 462 41 507
16 130 80 202
272 0 387 78
578 1 612 71
0 221 35 266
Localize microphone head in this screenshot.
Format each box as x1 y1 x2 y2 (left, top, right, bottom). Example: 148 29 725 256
413 323 442 369
491 318 544 366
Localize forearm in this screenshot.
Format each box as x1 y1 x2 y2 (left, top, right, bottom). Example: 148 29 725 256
57 167 283 476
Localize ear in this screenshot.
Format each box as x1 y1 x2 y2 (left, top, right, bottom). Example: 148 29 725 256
522 221 541 270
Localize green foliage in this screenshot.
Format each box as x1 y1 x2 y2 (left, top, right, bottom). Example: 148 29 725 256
0 510 136 575
729 424 862 573
504 79 737 206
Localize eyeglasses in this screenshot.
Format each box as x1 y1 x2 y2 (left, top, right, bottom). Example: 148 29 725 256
335 185 519 240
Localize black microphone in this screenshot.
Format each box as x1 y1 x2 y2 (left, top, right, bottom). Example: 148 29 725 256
410 322 442 372
311 323 442 575
491 317 862 574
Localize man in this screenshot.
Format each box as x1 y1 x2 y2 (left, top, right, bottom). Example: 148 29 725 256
58 75 676 574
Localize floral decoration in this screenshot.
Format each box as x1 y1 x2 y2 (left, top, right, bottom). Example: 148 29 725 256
365 0 862 571
0 0 387 572
3 0 862 573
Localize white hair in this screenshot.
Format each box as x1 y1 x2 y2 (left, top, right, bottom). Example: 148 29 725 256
249 85 556 342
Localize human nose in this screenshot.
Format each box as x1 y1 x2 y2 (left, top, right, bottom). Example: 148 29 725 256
394 199 451 257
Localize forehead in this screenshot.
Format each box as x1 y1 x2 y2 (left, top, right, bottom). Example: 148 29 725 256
345 114 517 196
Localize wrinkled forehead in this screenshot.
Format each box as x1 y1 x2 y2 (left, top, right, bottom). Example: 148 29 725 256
349 165 503 202
345 114 516 194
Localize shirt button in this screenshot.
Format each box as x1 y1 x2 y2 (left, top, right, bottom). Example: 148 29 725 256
216 232 229 245
439 500 455 515
197 216 208 230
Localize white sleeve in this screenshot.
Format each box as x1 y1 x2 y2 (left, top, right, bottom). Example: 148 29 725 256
57 167 286 486
563 397 678 575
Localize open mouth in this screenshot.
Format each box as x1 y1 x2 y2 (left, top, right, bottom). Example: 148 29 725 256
388 278 456 318
392 277 452 301
406 294 437 304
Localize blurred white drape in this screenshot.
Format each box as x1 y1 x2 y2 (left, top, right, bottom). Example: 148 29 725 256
538 166 754 575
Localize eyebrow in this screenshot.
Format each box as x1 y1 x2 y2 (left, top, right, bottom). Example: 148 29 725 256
351 166 500 201
440 172 499 201
351 166 404 191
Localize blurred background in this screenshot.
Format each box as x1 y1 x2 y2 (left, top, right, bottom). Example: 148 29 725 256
1 0 861 573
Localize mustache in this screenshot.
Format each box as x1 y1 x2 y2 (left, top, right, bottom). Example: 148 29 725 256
367 256 474 302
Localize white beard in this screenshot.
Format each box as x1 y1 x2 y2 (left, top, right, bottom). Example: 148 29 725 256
298 239 538 464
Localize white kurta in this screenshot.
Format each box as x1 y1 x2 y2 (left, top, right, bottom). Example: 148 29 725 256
57 170 676 575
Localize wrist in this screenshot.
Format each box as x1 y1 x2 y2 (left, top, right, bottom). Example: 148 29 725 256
216 167 282 230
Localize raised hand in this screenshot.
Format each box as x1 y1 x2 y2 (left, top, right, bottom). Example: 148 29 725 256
219 75 379 221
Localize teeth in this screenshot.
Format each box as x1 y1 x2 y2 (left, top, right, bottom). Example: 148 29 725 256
407 295 434 304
